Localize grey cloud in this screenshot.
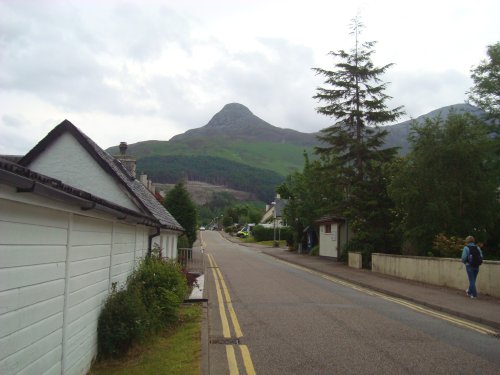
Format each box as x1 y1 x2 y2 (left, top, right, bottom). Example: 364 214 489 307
141 37 325 133
0 1 193 116
0 114 33 154
385 69 471 120
201 38 328 132
2 114 24 129
146 74 213 130
104 3 193 61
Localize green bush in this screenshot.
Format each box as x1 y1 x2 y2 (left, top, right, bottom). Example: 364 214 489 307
97 256 189 358
177 234 190 249
224 225 239 235
251 225 270 241
128 257 189 330
252 225 293 244
310 245 319 256
97 286 149 358
432 233 463 258
344 239 374 268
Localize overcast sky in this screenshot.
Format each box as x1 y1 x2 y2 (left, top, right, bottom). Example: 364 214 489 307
1 0 499 155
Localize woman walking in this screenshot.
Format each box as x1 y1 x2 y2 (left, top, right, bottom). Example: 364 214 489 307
461 235 483 299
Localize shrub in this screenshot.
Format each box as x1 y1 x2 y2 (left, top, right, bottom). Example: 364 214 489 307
310 245 319 256
251 225 271 241
97 256 189 359
177 234 190 249
224 225 239 235
128 257 189 330
432 234 463 258
344 239 374 268
252 225 293 243
97 286 149 358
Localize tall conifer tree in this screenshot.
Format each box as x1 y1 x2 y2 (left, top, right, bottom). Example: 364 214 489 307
312 17 404 256
163 181 198 247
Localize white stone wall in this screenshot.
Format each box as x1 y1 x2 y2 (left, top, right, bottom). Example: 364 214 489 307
372 253 500 298
0 190 149 375
348 252 362 269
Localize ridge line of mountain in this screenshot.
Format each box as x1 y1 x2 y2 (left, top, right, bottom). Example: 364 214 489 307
104 102 485 202
107 102 481 154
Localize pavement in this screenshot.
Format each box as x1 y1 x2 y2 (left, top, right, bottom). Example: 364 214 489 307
219 232 500 332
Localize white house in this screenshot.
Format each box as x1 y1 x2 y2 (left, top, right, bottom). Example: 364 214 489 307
0 120 183 375
260 194 287 227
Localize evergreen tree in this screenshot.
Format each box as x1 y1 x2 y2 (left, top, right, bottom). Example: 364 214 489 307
163 181 198 247
312 17 403 257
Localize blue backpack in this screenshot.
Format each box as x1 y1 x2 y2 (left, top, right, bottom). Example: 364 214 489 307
468 245 482 267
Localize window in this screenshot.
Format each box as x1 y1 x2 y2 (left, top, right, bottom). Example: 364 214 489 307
324 224 331 234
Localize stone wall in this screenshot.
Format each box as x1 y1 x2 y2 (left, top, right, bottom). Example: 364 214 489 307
372 253 500 298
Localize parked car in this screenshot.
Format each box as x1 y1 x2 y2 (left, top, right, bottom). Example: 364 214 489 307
236 224 255 238
236 228 249 238
200 226 206 231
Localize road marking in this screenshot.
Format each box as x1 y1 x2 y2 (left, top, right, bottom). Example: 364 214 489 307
208 252 258 374
226 345 239 375
240 345 257 375
378 293 497 335
216 266 244 338
275 259 498 336
208 254 230 338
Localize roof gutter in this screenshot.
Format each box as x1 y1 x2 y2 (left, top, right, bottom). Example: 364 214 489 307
0 167 159 227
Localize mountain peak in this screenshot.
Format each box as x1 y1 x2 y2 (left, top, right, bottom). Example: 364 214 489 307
221 102 252 113
206 103 255 128
169 102 317 146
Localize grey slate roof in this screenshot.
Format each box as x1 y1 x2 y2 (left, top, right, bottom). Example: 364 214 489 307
0 157 160 227
274 198 288 217
19 120 183 232
315 215 346 224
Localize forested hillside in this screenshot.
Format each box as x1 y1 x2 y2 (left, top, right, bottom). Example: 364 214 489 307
137 155 284 201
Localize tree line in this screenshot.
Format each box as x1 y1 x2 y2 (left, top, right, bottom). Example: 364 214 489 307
278 17 499 263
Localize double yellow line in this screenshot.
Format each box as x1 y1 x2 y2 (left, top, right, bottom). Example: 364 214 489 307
276 259 498 336
208 253 256 375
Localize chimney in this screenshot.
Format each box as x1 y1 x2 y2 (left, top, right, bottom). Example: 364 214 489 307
114 141 137 178
119 142 128 155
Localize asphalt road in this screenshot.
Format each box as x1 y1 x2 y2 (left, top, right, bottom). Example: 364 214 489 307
202 231 500 375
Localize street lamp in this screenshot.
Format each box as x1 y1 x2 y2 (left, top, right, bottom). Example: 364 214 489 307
272 201 278 247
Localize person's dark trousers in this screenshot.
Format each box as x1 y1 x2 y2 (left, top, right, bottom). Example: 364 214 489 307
466 265 480 297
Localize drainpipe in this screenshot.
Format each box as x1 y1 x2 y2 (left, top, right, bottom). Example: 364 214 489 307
148 227 161 256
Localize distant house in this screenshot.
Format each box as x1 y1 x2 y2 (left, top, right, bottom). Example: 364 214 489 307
261 194 288 227
315 215 349 259
0 120 183 375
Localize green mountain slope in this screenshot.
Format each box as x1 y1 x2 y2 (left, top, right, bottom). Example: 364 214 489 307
107 102 486 203
108 103 316 177
120 139 310 177
137 155 284 201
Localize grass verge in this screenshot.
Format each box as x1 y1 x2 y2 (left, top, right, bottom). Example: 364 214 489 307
257 240 288 247
88 304 202 375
